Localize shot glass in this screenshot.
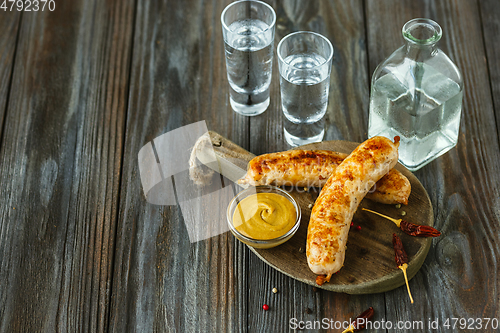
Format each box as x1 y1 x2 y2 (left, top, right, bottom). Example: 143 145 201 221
277 31 333 146
221 0 276 116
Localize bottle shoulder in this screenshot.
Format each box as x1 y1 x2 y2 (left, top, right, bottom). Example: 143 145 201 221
372 47 463 88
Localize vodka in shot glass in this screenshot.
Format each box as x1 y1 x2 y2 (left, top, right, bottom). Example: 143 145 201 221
221 0 276 116
277 31 333 146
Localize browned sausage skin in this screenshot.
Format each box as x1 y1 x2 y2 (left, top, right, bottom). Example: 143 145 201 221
238 149 410 205
306 136 400 284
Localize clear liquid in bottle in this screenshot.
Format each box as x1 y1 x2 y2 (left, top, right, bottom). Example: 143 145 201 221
369 63 462 170
368 19 463 171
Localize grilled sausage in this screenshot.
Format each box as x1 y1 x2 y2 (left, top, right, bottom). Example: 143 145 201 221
306 136 400 284
238 149 410 205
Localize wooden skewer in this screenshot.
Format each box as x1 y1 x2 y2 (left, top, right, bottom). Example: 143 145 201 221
363 208 441 237
362 208 402 227
392 233 414 304
398 263 414 304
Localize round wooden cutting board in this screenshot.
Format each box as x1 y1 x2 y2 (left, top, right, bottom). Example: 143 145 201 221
249 140 434 294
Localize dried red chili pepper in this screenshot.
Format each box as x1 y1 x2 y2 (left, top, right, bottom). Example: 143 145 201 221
392 233 408 266
362 208 440 237
342 307 375 333
392 233 414 303
400 220 441 237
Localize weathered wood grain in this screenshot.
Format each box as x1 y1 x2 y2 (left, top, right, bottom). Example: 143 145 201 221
480 0 500 145
0 0 498 332
366 0 500 330
0 11 21 144
0 1 134 331
109 0 250 332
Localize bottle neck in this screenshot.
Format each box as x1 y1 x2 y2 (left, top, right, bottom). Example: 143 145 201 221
402 18 442 61
404 41 438 61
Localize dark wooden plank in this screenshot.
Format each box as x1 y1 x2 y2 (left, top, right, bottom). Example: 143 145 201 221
109 0 250 331
246 1 387 332
0 11 21 144
480 0 500 143
366 0 500 329
0 1 134 331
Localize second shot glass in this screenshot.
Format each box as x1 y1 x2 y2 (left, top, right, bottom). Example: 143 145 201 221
277 31 333 146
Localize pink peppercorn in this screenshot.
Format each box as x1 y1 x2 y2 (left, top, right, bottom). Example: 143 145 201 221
262 304 269 311
356 225 361 231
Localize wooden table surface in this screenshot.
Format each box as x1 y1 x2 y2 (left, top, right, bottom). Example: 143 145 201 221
1 0 499 332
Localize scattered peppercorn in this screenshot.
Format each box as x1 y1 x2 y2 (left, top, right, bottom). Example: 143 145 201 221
298 247 305 253
312 287 318 292
350 222 354 227
272 288 278 294
395 204 401 209
262 304 269 311
356 225 362 231
305 307 312 314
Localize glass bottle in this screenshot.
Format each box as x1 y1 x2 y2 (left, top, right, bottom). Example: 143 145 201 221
368 18 463 171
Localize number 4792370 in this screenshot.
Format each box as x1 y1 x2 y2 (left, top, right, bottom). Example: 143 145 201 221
1 0 55 11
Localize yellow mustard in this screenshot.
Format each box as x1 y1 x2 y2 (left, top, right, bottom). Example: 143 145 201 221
232 193 296 240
